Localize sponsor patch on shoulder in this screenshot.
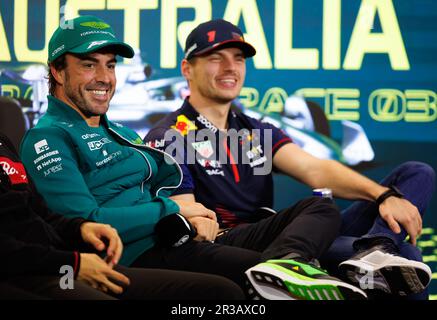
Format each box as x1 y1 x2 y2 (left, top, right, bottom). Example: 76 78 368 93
146 138 165 148
34 139 50 154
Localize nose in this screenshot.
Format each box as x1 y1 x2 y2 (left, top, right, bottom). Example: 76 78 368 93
95 64 111 84
222 56 237 72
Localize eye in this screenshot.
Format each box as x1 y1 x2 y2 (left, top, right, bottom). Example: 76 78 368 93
107 63 116 70
209 54 221 62
82 62 94 68
235 55 245 63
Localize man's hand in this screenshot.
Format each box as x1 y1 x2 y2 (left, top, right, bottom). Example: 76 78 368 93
172 199 217 221
187 216 219 242
78 253 130 295
379 197 422 245
80 222 123 267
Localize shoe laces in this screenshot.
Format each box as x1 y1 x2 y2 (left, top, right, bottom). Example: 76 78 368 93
360 237 400 256
280 253 328 273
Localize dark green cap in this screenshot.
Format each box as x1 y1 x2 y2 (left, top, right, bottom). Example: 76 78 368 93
48 15 134 62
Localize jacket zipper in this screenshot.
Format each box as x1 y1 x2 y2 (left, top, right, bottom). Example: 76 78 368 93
107 127 183 196
130 147 152 193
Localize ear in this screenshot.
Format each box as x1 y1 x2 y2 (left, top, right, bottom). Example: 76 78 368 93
50 64 65 86
181 59 192 81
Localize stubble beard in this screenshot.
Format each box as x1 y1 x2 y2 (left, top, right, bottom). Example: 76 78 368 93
64 77 110 118
199 84 239 105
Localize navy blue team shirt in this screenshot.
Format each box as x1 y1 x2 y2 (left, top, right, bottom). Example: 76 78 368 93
145 99 292 228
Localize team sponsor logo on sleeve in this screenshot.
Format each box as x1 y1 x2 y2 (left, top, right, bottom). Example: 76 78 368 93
246 145 263 159
171 115 197 136
0 157 28 185
33 150 60 165
36 156 62 172
34 139 50 154
191 141 214 159
246 145 267 168
44 164 63 177
239 131 268 168
31 141 64 174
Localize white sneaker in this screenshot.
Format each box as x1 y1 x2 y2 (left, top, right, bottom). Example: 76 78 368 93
339 243 432 296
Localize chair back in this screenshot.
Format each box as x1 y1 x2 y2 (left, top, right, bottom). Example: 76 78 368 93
0 97 29 152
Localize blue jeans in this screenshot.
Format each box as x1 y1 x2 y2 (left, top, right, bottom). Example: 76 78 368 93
321 161 436 299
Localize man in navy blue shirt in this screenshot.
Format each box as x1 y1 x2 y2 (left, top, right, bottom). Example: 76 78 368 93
145 19 435 299
143 19 371 301
151 100 292 228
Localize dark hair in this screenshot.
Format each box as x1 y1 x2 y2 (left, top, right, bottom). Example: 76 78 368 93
47 55 66 96
186 56 200 67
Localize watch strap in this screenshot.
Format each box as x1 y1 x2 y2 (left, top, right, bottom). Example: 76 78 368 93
376 185 404 206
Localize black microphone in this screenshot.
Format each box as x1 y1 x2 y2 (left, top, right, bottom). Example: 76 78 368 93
154 213 197 247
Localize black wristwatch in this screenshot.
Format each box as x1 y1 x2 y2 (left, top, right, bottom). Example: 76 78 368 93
375 185 404 206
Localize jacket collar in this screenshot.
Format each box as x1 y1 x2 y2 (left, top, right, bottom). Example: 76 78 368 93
46 95 111 128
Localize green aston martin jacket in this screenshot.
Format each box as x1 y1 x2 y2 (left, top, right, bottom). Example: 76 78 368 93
21 96 182 266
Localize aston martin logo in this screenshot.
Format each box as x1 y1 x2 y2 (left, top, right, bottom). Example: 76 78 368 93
80 21 110 29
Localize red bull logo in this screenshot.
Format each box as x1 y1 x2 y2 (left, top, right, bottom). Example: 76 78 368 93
171 115 197 136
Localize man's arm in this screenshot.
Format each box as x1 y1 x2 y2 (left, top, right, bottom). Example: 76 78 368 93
30 196 124 268
170 193 219 241
30 190 93 250
273 143 387 200
171 195 216 219
0 232 129 294
171 193 196 201
0 232 80 277
21 127 180 245
273 143 422 244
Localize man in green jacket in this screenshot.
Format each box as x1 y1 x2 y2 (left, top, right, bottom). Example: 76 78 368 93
1 131 244 300
21 15 366 299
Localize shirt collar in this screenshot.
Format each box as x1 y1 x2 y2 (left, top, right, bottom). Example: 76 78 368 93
180 98 239 133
